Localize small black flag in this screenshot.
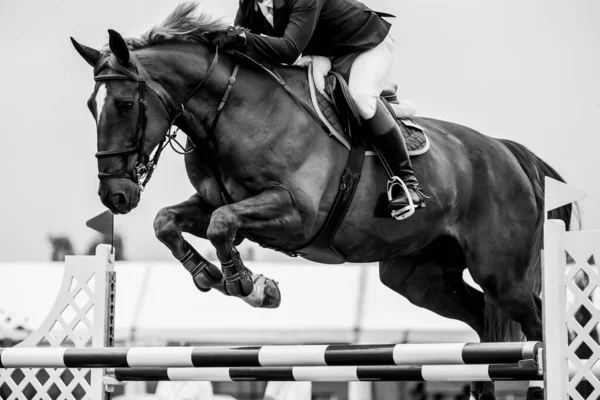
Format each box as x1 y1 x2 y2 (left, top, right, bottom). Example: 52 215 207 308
86 210 114 241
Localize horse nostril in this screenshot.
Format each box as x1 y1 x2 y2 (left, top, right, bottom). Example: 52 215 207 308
114 192 128 207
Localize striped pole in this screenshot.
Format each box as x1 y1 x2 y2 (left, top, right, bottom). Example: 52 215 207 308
0 342 541 369
110 363 541 382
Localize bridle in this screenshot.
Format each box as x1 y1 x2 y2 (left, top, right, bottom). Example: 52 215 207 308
93 45 238 192
92 42 329 201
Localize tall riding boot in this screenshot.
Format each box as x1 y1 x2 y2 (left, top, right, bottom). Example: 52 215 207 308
365 99 426 219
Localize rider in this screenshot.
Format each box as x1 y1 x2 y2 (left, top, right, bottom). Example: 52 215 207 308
207 0 426 218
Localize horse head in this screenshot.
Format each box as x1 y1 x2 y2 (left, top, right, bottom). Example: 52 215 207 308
71 30 175 214
71 3 325 220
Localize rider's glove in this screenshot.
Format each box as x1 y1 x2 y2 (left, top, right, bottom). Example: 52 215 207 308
206 26 247 52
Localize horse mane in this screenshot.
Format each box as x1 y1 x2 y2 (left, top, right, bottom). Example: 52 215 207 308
108 2 231 52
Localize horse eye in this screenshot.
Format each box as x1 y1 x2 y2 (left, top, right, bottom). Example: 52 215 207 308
119 101 134 113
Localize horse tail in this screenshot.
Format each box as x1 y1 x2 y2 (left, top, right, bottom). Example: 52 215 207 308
486 139 579 342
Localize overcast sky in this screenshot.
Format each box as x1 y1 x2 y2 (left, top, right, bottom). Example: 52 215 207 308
1 0 598 261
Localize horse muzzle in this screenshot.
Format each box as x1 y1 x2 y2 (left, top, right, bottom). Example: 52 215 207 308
98 178 141 214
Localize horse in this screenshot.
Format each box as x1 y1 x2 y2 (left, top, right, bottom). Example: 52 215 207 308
70 4 573 399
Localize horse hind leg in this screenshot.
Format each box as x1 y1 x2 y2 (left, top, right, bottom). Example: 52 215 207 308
469 266 542 400
379 258 486 335
378 237 496 399
466 236 543 399
467 248 543 343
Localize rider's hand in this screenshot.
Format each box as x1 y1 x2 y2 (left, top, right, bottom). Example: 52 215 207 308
293 55 331 94
293 55 313 68
205 26 246 52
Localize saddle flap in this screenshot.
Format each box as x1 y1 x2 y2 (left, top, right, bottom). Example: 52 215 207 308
329 72 362 134
307 64 430 157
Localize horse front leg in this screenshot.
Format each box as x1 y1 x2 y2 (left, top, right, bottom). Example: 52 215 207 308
153 193 232 295
207 187 304 309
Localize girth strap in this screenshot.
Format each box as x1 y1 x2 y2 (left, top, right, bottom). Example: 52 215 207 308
287 139 366 258
282 70 367 259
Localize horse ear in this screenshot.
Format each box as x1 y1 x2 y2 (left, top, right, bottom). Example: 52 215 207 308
70 37 101 67
108 29 130 66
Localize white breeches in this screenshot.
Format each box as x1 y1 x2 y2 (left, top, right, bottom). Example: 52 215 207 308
348 33 395 120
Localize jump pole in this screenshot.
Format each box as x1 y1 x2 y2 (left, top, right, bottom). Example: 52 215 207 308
108 362 541 382
0 342 542 369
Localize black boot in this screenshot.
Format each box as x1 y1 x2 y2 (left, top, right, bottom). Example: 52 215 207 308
365 99 426 219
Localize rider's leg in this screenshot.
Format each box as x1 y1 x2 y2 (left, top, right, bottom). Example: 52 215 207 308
348 34 426 217
368 100 426 211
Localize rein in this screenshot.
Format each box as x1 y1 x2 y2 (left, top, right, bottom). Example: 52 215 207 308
93 46 224 191
231 51 334 135
93 44 332 204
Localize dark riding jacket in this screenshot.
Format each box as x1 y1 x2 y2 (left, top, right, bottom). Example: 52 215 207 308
234 0 393 65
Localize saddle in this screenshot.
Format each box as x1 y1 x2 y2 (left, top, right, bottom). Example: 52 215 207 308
306 63 430 157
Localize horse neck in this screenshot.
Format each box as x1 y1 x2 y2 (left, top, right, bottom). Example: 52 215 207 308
139 43 326 180
137 44 221 139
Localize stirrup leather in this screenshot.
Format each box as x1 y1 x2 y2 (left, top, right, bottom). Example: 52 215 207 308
387 176 415 220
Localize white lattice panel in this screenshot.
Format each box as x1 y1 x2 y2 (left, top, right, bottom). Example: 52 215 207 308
0 246 115 400
544 221 600 400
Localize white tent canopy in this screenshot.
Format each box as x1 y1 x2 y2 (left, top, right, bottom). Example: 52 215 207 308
0 261 478 345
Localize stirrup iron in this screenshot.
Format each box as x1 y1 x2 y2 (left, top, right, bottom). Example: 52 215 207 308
387 176 415 220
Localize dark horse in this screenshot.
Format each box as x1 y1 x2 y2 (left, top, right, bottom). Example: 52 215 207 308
71 5 572 399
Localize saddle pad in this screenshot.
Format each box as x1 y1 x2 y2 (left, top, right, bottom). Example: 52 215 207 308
308 65 430 156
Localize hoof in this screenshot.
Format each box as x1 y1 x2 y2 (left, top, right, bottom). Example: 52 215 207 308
192 265 222 292
471 381 495 400
191 260 223 292
526 387 544 400
479 392 496 400
241 274 281 308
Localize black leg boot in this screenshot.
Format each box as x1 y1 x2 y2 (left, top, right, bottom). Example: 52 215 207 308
365 99 427 220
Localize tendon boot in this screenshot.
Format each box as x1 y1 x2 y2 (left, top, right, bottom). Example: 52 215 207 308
366 99 427 220
178 240 223 292
222 247 255 297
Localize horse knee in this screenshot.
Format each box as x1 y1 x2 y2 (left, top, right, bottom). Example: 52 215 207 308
153 208 181 245
207 207 239 244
